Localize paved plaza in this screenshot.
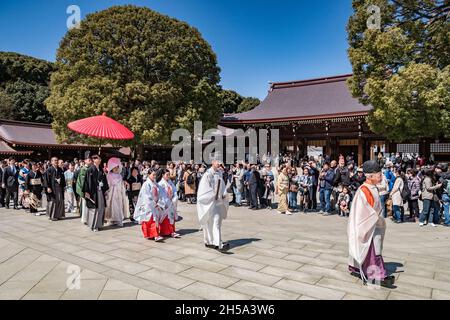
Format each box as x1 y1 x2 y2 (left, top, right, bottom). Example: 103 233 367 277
0 203 449 300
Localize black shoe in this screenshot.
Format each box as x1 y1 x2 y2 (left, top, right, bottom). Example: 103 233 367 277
380 275 396 288
216 243 230 253
205 244 216 249
13 207 19 210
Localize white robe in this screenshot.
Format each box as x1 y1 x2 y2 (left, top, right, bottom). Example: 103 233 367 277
133 179 167 225
348 183 386 268
197 168 229 248
159 178 178 225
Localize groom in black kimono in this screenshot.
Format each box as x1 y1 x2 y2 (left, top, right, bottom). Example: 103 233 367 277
43 157 66 221
83 155 109 232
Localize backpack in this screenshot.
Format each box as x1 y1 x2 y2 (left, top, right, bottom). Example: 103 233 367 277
399 177 411 201
186 172 195 185
445 179 450 195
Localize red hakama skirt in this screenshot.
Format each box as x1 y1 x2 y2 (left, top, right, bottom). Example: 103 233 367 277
142 216 175 239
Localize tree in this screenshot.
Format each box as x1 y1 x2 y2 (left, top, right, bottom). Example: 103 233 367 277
237 97 261 113
219 90 243 114
0 52 54 123
347 0 449 141
0 90 15 119
219 89 260 114
46 5 223 151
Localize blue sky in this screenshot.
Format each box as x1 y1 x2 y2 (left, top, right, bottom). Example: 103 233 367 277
0 0 354 99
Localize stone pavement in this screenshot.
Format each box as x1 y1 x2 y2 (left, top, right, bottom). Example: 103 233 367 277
0 203 450 300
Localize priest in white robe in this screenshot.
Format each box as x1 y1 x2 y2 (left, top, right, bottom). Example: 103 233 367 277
348 160 395 288
197 159 230 252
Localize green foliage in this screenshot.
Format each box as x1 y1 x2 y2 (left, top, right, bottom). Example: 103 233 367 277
0 52 54 123
46 5 223 146
238 97 261 113
219 89 260 114
347 0 449 141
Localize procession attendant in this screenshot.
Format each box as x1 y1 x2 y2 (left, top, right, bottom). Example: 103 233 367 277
348 160 395 288
83 155 109 232
43 157 66 221
25 162 43 215
76 155 92 224
197 159 230 253
133 169 170 242
105 157 130 227
159 169 180 238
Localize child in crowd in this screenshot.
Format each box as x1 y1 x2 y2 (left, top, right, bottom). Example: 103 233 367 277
338 186 351 217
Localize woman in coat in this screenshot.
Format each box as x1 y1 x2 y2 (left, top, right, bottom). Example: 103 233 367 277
419 169 442 227
183 165 197 204
407 169 422 222
390 170 405 223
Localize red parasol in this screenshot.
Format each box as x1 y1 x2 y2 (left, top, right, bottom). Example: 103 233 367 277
68 113 134 140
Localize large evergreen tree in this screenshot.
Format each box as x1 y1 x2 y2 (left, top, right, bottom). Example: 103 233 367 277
347 0 449 141
46 5 223 149
0 52 54 123
219 89 260 114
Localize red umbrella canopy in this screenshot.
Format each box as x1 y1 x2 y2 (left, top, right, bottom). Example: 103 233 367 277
68 113 134 140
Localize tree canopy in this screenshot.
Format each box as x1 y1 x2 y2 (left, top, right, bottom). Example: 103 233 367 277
347 0 449 141
46 5 224 148
219 89 260 114
0 52 54 123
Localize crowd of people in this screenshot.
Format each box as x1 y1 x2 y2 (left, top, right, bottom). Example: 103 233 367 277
0 150 449 236
172 151 450 228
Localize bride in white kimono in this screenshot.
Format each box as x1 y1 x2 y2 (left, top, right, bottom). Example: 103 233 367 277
105 158 130 227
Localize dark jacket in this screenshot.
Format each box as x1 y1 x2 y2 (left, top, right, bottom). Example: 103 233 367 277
309 167 320 187
127 174 143 198
43 166 66 198
82 165 109 209
350 174 366 191
248 170 261 186
2 166 19 190
333 166 351 187
319 169 335 190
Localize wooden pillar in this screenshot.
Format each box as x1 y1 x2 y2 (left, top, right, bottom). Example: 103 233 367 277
419 139 431 161
293 125 298 159
302 138 308 159
358 137 364 166
325 136 331 160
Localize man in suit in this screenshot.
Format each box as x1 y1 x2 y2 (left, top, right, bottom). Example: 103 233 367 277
2 157 19 209
248 165 261 210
